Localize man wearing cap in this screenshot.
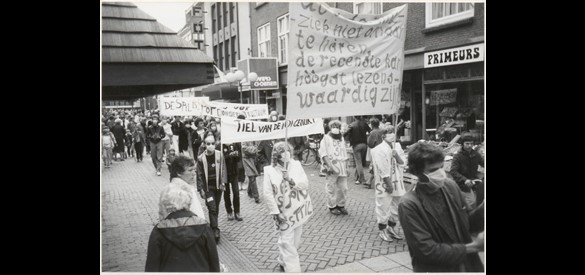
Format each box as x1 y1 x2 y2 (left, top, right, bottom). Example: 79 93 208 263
147 115 167 176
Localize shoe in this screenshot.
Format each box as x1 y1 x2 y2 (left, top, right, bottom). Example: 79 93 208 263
235 213 243 221
279 264 285 272
355 180 361 185
227 213 234 221
330 208 342 215
214 229 220 243
255 199 261 204
156 172 161 176
386 226 403 240
337 207 348 215
379 229 393 242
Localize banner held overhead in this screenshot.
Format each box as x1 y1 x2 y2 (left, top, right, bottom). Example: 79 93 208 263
221 118 325 144
286 3 408 119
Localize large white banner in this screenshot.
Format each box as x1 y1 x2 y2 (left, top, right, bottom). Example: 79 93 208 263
159 97 268 119
203 102 269 119
287 3 408 119
220 118 324 143
159 97 209 116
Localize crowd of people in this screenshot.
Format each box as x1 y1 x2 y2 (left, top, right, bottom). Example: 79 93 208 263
102 107 485 273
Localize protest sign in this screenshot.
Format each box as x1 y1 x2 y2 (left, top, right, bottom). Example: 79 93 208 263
273 180 313 232
159 97 208 116
287 3 408 119
220 118 324 143
203 102 269 119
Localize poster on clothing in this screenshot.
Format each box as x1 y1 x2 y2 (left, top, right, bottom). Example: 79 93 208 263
220 118 325 143
202 102 269 120
159 97 209 116
274 180 313 232
286 3 408 119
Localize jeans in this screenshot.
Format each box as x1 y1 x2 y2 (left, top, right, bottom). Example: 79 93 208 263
325 174 348 208
150 141 164 172
205 188 223 230
223 174 240 214
278 226 303 272
352 143 368 184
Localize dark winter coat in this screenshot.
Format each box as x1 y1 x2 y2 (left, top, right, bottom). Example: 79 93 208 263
450 149 485 192
145 210 220 272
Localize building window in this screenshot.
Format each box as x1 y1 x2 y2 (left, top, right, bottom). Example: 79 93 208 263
277 14 289 65
231 38 237 65
223 2 228 28
218 4 222 30
225 39 230 69
257 23 271 57
218 43 224 71
353 2 382 14
425 3 474 28
211 4 216 33
230 3 235 24
213 46 218 65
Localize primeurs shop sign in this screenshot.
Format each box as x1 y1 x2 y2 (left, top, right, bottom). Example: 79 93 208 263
424 43 484 68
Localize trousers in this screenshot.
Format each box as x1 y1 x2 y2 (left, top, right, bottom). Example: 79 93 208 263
352 143 368 184
223 174 240 214
278 226 303 272
150 141 163 172
325 174 348 208
375 194 400 227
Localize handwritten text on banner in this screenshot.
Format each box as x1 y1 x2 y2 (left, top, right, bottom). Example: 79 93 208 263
159 97 268 119
286 3 408 119
220 118 325 143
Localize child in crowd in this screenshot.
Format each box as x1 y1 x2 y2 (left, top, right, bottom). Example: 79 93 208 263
102 126 116 168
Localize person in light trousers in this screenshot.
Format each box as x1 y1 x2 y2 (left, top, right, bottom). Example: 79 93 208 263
371 128 406 242
319 120 350 216
263 142 313 272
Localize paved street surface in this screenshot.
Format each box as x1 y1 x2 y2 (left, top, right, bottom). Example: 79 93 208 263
102 155 484 272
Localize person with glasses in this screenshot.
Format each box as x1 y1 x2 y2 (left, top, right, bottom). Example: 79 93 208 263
196 135 227 243
398 142 484 272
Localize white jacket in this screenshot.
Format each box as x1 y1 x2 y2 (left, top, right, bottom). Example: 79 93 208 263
371 141 406 197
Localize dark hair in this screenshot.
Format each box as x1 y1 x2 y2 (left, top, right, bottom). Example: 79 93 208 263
237 114 246 119
407 142 445 176
169 155 195 180
460 132 474 143
370 118 380 128
194 118 204 126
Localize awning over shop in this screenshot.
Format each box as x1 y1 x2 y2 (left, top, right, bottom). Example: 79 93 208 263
102 2 214 101
201 82 241 101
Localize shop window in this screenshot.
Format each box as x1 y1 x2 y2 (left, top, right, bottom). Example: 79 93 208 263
257 23 271 57
445 65 468 79
470 63 484 77
425 68 443 81
425 3 474 28
277 14 289 65
353 2 382 14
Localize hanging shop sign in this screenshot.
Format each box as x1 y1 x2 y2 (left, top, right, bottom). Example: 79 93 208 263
424 43 484 68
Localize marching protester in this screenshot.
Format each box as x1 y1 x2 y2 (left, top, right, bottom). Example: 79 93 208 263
102 125 116 168
178 119 196 158
146 115 166 176
165 148 177 179
222 141 243 221
193 117 207 154
371 127 405 242
111 118 126 161
450 133 485 209
161 119 173 160
196 135 227 243
365 118 385 189
171 116 183 153
344 116 371 186
262 142 313 273
319 120 350 216
162 155 206 220
238 115 261 203
399 142 484 272
124 129 134 159
133 124 146 162
145 186 219 272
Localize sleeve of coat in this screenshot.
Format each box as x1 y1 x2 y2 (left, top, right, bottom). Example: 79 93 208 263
262 167 281 215
449 153 468 185
196 157 205 193
221 151 227 184
372 147 390 179
144 227 162 272
204 225 221 272
398 199 468 266
291 160 309 190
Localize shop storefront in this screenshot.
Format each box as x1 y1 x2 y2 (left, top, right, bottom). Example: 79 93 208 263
400 42 484 145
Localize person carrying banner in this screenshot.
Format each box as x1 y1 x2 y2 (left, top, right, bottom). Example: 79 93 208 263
371 127 406 242
196 135 227 243
319 120 351 216
262 141 313 273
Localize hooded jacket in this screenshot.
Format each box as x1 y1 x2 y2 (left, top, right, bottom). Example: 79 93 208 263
145 210 220 272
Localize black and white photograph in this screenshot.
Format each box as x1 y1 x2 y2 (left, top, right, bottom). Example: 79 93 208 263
101 0 485 272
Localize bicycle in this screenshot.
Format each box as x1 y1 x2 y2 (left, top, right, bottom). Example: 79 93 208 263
300 136 322 166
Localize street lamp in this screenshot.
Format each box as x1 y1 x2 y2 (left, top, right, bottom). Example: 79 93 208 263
226 70 258 104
